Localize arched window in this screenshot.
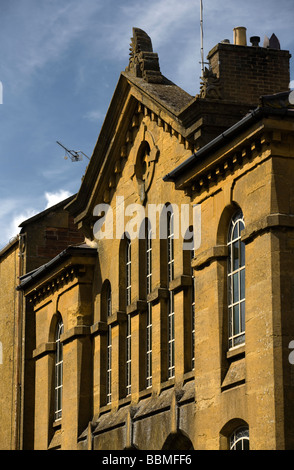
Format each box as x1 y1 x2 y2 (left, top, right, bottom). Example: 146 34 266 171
106 283 112 404
183 226 195 372
167 211 175 379
230 426 249 450
55 319 64 421
162 431 194 450
125 236 132 396
191 242 195 370
228 210 245 349
126 237 131 306
146 222 152 388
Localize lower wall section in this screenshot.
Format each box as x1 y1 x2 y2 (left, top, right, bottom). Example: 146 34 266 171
78 379 195 451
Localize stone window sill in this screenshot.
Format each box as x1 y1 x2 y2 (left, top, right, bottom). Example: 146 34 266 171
226 344 245 360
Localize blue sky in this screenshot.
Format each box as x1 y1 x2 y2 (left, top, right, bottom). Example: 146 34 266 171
0 0 293 249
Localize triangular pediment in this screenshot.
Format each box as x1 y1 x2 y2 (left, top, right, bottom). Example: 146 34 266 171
67 71 197 232
67 28 244 235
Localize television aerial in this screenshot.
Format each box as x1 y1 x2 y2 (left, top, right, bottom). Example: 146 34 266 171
57 141 90 162
199 0 209 77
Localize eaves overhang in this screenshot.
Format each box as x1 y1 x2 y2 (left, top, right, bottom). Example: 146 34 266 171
163 103 294 189
17 244 97 293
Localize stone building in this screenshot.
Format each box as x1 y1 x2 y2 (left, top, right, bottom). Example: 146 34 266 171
0 196 84 449
2 26 294 450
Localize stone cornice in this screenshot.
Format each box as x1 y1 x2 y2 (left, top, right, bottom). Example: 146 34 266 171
23 251 97 306
27 266 79 306
166 110 294 195
185 133 265 196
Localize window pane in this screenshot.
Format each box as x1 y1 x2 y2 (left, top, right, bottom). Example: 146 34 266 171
240 269 245 301
233 273 239 303
235 332 245 346
233 304 240 335
243 439 249 450
240 301 245 332
230 427 249 450
228 275 232 303
233 241 239 271
233 223 239 241
240 241 245 267
228 307 233 338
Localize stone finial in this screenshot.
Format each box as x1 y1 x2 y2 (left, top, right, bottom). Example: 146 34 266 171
125 28 163 83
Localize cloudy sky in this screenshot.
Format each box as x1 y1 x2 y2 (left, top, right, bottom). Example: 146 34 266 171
0 0 293 249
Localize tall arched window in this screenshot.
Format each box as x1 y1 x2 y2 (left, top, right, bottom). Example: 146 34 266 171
191 243 195 370
106 283 112 404
183 226 195 372
126 237 132 306
55 319 64 421
125 236 132 396
230 426 249 450
228 210 245 349
167 211 175 379
146 222 152 388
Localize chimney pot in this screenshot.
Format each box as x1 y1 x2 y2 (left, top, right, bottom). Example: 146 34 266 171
250 36 261 47
233 27 247 46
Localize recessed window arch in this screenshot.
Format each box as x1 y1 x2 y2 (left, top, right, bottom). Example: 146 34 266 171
230 426 249 450
145 219 153 388
167 210 175 379
106 282 112 404
227 210 245 349
183 226 195 371
220 418 249 450
125 234 132 396
162 430 194 450
125 235 132 307
54 318 64 421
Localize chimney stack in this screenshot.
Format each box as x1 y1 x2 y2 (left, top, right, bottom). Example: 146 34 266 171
205 27 291 106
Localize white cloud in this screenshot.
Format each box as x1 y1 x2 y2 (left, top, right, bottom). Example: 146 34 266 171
0 190 72 249
0 206 39 249
44 189 72 209
83 109 105 122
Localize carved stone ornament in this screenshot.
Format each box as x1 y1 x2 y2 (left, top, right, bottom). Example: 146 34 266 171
200 67 222 100
125 28 163 84
134 125 159 203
